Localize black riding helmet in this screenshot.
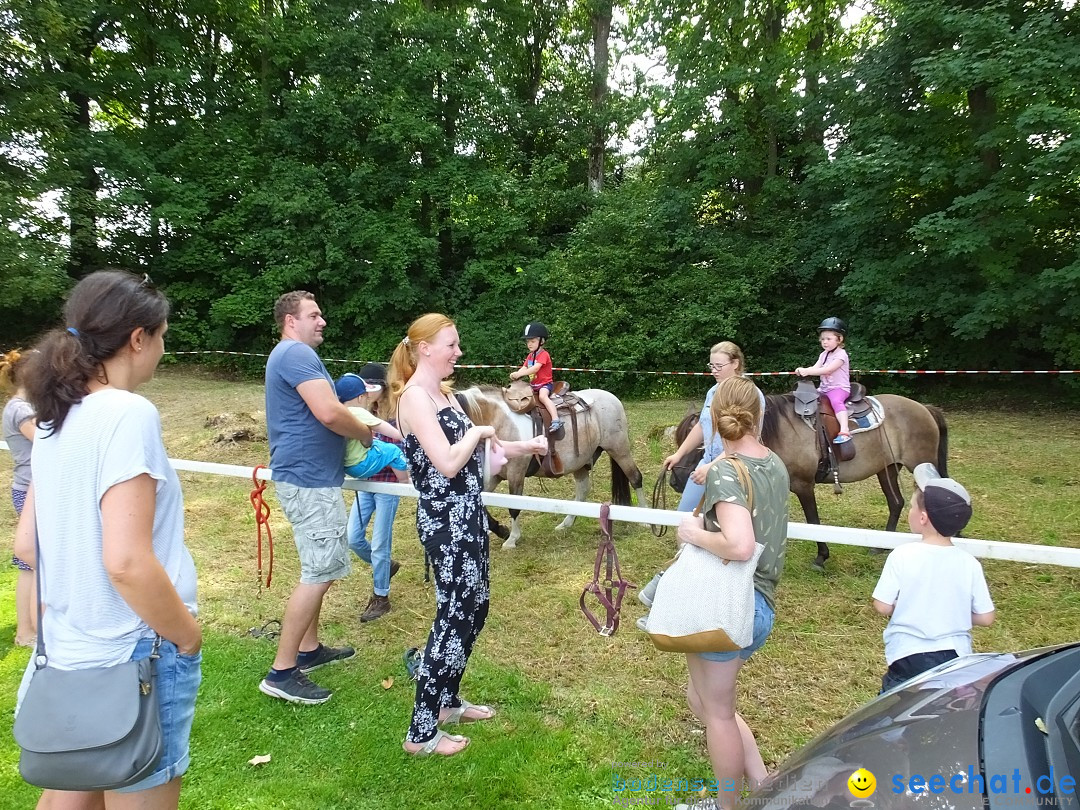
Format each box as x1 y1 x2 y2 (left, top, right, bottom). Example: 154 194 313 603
818 317 847 336
523 322 549 340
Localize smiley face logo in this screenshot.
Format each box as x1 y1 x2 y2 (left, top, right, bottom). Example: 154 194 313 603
848 768 876 798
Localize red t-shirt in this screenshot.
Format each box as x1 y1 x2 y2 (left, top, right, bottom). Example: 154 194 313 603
525 348 553 387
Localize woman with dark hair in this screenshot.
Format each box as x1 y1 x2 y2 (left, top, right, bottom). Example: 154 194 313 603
2 348 36 646
388 313 547 757
14 270 201 809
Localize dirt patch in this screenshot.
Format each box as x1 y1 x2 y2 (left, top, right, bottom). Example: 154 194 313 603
205 412 266 444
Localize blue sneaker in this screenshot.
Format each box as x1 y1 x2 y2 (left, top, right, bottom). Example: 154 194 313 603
833 433 852 444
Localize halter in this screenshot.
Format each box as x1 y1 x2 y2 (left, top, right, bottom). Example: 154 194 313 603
579 503 635 636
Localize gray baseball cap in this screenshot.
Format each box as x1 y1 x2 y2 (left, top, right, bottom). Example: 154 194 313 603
913 463 972 536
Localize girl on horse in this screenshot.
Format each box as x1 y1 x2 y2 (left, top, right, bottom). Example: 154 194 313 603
795 317 852 444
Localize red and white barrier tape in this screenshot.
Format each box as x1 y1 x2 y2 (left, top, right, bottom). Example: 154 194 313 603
166 352 1077 377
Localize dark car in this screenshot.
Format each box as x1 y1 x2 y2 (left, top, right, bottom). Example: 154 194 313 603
744 643 1080 810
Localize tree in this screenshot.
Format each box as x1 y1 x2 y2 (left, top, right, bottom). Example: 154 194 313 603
809 0 1080 369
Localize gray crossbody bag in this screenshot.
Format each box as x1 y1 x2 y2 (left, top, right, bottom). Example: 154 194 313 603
12 531 164 791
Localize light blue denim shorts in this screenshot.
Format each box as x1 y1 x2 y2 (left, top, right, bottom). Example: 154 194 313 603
114 637 202 792
344 439 408 479
698 590 774 662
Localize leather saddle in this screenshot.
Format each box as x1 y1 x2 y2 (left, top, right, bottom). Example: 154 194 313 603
794 379 858 486
528 383 596 479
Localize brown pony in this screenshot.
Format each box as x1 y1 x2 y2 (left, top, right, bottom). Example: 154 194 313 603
761 393 949 570
455 382 648 548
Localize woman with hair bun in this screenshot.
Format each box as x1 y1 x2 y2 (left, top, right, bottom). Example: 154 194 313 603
388 313 547 757
14 270 201 808
672 376 790 810
2 348 36 646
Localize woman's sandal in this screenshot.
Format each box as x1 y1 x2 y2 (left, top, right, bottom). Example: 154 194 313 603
440 698 497 725
402 728 470 757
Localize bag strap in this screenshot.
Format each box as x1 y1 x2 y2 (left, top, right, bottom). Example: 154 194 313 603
30 529 163 669
692 455 755 517
31 529 46 667
728 456 755 513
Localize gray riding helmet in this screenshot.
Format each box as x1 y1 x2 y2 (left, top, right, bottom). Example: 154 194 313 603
818 317 847 336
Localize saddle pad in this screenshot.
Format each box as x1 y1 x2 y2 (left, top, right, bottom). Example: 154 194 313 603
849 396 885 434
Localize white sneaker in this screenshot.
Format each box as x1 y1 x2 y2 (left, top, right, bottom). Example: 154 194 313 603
636 615 649 632
638 572 662 607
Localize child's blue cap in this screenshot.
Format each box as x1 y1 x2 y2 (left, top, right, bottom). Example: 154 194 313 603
335 373 375 403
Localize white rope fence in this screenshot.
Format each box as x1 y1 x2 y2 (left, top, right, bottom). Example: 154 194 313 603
165 457 1080 569
4 443 1075 568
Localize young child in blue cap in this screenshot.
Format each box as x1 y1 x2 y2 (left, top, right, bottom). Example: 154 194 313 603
334 373 410 482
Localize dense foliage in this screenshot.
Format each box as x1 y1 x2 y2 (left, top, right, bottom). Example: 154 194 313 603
1 0 1076 392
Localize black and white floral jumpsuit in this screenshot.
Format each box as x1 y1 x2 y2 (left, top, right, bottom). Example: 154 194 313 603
404 403 491 744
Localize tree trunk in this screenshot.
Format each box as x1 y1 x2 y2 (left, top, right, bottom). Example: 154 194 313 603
65 39 101 279
588 0 612 194
967 83 1001 174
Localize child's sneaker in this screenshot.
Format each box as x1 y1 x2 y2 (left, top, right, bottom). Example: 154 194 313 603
638 572 662 607
833 433 851 444
548 419 564 434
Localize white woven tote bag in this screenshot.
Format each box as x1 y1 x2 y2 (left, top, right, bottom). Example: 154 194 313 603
645 541 763 652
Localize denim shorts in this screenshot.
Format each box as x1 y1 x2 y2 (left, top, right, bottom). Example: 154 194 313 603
10 487 31 571
698 590 774 662
114 637 202 792
15 636 202 793
276 482 350 584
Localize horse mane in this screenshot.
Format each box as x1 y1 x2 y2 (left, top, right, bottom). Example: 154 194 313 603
455 386 506 427
675 410 699 446
761 393 794 448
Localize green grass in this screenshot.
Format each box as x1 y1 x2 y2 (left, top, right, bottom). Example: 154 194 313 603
0 367 1078 808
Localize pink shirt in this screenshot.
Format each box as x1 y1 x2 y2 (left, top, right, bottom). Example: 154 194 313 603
816 347 850 393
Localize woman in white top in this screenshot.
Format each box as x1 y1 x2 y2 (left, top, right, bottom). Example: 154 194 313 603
15 270 201 810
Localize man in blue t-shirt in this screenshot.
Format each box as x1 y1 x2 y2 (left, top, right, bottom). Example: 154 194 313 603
259 291 373 705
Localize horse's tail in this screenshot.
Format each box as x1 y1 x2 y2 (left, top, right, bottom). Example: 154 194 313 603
926 405 949 476
610 457 631 506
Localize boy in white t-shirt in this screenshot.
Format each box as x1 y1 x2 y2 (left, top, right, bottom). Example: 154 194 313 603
334 374 409 483
872 463 995 693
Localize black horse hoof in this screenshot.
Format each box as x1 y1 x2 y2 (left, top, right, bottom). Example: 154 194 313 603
489 522 511 540
812 557 827 572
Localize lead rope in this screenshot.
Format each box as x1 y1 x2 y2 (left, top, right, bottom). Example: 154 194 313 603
249 465 274 591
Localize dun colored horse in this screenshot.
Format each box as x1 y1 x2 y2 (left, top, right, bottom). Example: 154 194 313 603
455 381 648 548
761 393 949 570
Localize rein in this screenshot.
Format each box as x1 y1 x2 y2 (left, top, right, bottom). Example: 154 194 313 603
650 468 670 537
